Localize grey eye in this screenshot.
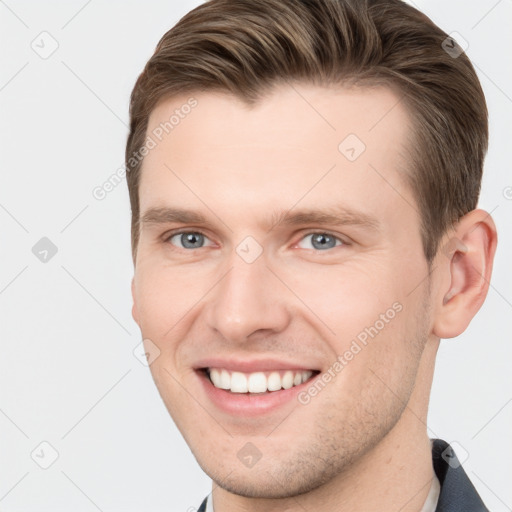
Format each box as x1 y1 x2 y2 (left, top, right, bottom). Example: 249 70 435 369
298 233 342 250
170 232 210 249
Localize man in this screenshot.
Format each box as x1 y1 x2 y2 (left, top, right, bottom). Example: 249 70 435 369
126 0 497 510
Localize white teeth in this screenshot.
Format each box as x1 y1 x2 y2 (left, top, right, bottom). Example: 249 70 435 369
267 371 282 391
282 371 294 389
230 372 248 393
219 369 231 389
208 368 315 393
210 368 221 388
248 372 267 393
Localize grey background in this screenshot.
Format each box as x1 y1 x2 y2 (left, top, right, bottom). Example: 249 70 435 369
0 0 511 510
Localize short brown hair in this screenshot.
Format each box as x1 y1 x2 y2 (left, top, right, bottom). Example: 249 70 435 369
126 0 488 263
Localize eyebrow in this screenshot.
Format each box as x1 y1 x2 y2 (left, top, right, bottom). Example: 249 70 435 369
268 207 380 231
140 207 210 226
139 205 380 233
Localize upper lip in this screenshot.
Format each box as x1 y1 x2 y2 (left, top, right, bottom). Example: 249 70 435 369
194 357 321 373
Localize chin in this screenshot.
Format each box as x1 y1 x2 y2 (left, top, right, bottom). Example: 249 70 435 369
191 436 361 500
200 464 331 499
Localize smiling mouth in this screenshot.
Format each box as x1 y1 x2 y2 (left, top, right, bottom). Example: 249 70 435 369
202 368 320 394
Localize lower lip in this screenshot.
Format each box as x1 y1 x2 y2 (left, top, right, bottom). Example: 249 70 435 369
196 370 318 417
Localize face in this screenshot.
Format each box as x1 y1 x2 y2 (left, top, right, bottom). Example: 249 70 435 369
131 83 434 498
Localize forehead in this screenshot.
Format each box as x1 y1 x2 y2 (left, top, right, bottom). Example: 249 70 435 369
139 83 416 231
146 82 410 159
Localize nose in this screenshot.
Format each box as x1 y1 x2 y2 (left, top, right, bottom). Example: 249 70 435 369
204 251 290 343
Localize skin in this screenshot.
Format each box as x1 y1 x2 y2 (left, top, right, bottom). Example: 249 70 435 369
131 83 497 512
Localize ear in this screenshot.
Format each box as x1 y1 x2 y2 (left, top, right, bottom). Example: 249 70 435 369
432 209 497 339
131 277 140 326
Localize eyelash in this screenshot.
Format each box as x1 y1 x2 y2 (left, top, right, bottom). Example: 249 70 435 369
163 229 347 251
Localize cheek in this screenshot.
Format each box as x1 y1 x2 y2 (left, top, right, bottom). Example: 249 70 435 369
278 258 400 343
279 260 422 388
134 260 210 335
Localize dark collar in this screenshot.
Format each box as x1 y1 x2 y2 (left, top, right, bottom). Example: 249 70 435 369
197 496 207 512
197 439 489 512
432 439 488 512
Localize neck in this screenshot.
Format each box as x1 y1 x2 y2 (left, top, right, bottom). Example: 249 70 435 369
211 340 439 512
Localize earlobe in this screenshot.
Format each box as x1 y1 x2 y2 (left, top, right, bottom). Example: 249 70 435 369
433 209 497 339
